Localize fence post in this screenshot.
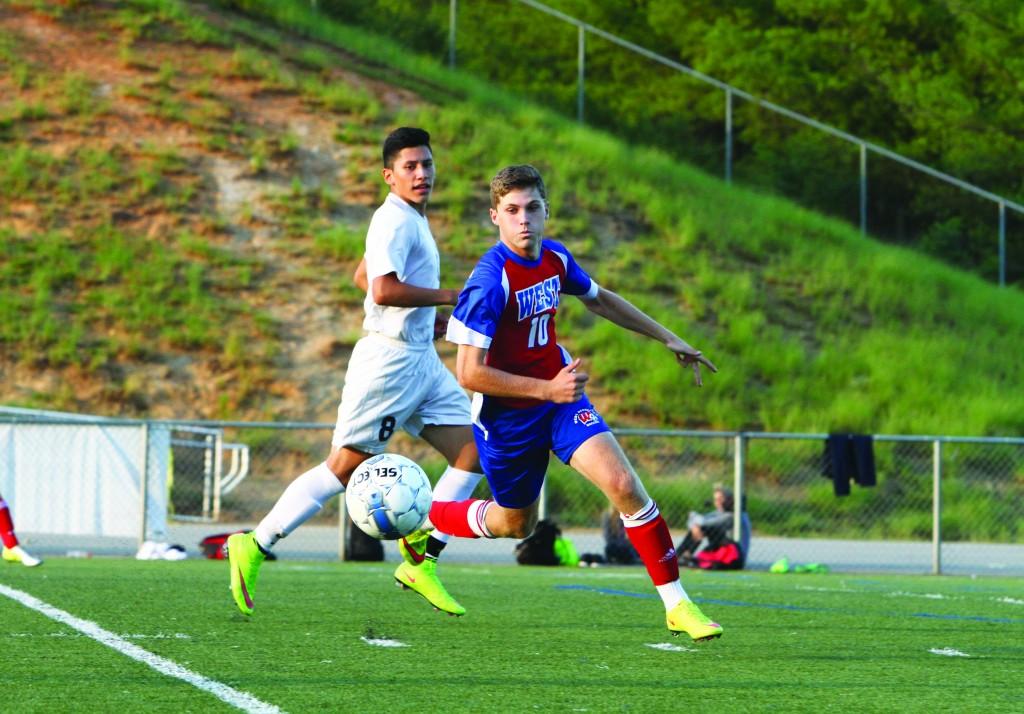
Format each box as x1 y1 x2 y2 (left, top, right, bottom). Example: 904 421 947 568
859 143 868 236
538 477 548 521
448 0 457 70
139 422 150 546
999 201 1006 287
932 439 942 575
213 430 223 521
202 433 213 520
577 25 585 122
724 89 733 184
733 433 745 543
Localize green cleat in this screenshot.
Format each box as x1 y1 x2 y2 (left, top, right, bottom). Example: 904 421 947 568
397 528 432 566
394 559 465 616
666 600 723 642
226 532 265 616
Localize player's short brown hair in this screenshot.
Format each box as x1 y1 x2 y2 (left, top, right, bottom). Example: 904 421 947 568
490 164 547 208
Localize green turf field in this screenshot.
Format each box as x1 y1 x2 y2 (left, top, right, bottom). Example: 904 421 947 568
2 558 1022 712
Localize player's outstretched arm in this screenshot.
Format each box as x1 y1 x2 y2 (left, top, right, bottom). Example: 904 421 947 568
580 287 717 386
371 271 459 307
455 345 588 403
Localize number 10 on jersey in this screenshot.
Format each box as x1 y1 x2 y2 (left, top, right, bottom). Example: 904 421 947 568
527 313 550 348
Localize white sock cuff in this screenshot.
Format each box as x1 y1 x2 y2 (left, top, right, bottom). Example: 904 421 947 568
467 499 495 538
656 581 689 610
311 462 345 496
431 467 484 501
620 499 659 528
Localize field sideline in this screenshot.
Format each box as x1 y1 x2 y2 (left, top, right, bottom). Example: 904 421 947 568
2 559 1022 712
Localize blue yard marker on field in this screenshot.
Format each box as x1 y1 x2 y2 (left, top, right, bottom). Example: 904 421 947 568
555 584 1024 625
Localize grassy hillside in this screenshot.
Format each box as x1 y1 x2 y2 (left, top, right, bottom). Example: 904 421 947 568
1 0 1022 436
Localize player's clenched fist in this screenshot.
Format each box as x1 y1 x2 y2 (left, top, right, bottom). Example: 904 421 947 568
547 358 588 403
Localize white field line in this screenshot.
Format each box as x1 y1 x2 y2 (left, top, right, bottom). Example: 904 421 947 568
645 643 697 652
0 583 284 714
360 636 408 648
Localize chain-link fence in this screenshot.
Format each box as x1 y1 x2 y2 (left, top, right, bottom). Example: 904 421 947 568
2 408 1022 575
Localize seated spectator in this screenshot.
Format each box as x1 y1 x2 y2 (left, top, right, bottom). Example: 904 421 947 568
602 505 639 565
677 484 750 570
578 506 641 566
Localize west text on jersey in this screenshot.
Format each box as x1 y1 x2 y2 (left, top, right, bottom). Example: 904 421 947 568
515 276 561 322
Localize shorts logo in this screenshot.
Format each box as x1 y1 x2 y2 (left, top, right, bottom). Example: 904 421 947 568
573 408 600 426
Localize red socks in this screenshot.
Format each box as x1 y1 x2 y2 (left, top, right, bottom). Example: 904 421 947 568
429 499 492 539
429 494 679 588
624 513 679 586
0 499 19 549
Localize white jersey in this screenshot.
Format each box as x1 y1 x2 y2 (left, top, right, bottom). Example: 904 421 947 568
362 192 440 345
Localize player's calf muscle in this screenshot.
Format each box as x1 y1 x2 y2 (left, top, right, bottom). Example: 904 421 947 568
487 504 537 538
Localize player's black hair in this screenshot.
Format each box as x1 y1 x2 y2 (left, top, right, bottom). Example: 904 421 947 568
382 127 431 167
490 164 547 208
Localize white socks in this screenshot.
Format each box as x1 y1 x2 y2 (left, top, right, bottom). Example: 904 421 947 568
254 462 344 551
656 581 690 610
428 467 485 544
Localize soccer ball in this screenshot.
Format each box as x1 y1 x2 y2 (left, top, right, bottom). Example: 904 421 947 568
345 453 432 540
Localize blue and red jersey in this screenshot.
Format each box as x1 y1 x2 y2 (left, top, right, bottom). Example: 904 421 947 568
446 238 598 408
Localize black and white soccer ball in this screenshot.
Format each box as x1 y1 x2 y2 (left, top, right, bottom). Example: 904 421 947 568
345 453 432 540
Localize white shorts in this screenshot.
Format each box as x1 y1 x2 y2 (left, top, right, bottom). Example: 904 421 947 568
332 333 472 454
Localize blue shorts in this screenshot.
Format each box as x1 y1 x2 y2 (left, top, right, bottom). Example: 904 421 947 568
473 394 611 509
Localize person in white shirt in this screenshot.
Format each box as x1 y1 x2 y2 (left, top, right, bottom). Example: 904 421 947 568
227 128 483 619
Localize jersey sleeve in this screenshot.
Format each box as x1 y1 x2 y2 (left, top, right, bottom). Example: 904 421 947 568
547 240 598 298
446 261 506 349
364 210 413 282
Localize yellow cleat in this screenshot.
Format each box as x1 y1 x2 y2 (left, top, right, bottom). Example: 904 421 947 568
394 559 465 616
2 545 42 567
666 600 723 642
397 528 432 566
226 532 265 616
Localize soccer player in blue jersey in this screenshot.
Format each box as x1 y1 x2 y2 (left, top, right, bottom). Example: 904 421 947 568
430 164 723 641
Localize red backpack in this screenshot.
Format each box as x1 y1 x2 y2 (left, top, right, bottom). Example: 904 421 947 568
694 541 743 570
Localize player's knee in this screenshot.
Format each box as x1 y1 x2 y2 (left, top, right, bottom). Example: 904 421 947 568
325 448 362 486
603 469 639 504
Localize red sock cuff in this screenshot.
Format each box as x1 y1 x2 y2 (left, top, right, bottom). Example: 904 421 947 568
429 500 483 539
624 515 679 586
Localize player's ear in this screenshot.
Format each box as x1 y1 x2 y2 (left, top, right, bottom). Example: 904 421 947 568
382 166 393 186
544 201 550 219
489 207 499 225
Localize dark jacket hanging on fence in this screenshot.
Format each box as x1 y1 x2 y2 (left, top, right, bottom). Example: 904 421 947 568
823 434 877 496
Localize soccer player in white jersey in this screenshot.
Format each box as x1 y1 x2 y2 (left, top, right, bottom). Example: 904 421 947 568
429 164 723 641
227 128 483 617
